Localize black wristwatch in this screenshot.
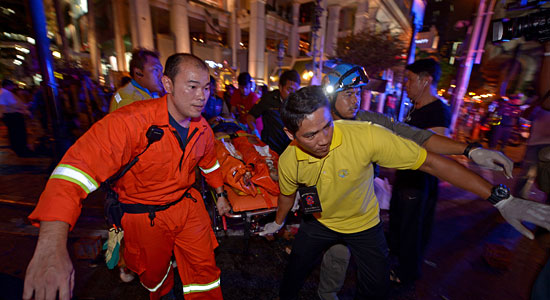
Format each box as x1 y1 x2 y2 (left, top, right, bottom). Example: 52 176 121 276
487 184 510 205
216 190 228 199
463 142 483 158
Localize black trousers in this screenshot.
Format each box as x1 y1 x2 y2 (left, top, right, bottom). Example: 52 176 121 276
389 172 439 283
280 216 389 300
2 113 29 156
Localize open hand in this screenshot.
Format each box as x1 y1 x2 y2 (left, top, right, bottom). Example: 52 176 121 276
469 148 514 178
495 196 550 239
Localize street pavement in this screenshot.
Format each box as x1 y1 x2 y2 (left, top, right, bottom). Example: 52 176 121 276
1 124 549 300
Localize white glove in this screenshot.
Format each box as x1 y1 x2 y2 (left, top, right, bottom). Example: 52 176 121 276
494 196 550 240
469 148 514 179
259 221 284 236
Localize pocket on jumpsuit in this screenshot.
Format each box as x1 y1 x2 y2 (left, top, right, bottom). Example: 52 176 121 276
123 240 145 275
132 155 173 185
120 214 146 275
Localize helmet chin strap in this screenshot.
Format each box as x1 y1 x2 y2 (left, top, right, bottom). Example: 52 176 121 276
334 108 347 120
331 95 352 120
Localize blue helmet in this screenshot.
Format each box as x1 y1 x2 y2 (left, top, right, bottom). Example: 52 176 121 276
322 63 369 96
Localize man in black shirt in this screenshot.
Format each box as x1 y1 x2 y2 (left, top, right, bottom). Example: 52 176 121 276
389 58 451 285
246 70 301 155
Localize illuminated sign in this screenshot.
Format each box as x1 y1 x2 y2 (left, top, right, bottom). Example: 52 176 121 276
415 30 439 50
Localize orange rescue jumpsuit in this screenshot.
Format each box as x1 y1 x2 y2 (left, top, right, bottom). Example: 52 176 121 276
29 95 224 299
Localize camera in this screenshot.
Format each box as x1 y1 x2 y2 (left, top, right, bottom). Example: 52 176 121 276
492 9 550 42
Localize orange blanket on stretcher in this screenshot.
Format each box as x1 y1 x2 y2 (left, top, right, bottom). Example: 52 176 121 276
214 131 280 212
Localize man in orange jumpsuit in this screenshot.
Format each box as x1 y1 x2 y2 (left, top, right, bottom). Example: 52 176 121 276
23 53 231 300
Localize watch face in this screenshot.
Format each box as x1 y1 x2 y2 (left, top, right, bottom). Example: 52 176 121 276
495 185 510 199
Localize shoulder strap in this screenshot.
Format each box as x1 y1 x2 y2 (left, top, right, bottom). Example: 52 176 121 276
104 125 164 186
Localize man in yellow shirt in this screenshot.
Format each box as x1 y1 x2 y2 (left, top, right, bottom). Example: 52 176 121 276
260 86 550 299
109 48 165 112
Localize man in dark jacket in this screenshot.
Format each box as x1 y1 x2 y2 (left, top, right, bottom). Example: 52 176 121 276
246 70 301 155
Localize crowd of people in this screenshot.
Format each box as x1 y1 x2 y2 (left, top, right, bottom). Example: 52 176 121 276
8 42 550 300
0 70 113 158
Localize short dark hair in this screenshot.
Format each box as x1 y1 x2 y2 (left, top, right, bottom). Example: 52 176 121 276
406 58 441 85
237 72 251 86
119 76 132 87
279 70 301 87
163 53 209 83
129 48 160 78
2 79 15 88
281 86 329 134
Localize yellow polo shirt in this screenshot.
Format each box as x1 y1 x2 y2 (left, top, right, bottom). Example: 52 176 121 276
278 120 427 233
109 80 155 112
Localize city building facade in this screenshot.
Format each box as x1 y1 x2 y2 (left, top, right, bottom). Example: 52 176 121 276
1 0 416 92
66 0 414 87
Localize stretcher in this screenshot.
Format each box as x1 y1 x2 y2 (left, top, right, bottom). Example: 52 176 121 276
202 123 280 251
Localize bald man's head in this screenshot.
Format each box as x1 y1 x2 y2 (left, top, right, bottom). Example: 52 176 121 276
164 53 209 84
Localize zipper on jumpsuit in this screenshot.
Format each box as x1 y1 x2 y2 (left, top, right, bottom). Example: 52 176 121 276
170 127 199 203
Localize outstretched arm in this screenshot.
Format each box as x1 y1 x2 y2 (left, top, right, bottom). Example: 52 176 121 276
23 221 74 300
419 152 550 239
356 110 513 177
424 134 513 178
419 151 492 198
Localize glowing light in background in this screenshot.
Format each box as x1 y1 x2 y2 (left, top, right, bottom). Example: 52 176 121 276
204 60 222 68
15 45 30 54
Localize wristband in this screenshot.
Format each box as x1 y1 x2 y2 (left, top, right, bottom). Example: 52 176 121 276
463 142 483 158
216 190 228 199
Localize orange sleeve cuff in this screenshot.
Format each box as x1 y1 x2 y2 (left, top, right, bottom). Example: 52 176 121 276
204 168 224 189
28 179 85 231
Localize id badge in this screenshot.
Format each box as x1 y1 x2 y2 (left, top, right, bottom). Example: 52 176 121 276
297 185 322 214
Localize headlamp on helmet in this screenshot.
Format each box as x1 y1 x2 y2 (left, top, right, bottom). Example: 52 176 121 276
323 64 369 95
